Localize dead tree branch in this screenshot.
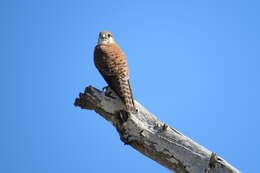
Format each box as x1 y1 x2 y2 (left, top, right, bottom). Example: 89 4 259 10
74 86 241 173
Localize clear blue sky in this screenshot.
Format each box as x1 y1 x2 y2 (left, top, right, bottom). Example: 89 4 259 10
1 0 259 172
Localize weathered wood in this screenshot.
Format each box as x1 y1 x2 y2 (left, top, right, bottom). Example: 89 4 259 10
74 86 241 173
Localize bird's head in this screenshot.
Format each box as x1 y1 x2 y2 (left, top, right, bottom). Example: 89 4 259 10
98 31 115 45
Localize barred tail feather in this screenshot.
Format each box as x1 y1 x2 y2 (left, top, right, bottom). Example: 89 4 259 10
125 79 136 113
116 79 136 113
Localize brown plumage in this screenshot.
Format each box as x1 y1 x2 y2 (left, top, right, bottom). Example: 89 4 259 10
94 31 136 113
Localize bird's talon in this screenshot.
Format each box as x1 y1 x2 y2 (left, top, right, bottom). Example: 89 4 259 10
106 91 116 99
103 86 116 98
102 86 109 92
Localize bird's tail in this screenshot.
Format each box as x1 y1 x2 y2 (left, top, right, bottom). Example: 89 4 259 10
115 79 136 113
122 79 136 113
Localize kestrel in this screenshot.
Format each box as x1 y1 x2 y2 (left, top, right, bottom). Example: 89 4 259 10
94 31 136 113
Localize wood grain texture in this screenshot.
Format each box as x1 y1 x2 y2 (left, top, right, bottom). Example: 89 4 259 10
75 86 241 173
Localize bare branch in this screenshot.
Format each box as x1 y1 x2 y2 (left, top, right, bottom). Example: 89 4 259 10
74 86 241 173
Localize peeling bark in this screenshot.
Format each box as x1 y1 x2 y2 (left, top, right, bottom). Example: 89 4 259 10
74 86 241 173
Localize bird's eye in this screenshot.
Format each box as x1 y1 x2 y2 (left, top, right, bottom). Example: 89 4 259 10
108 34 111 37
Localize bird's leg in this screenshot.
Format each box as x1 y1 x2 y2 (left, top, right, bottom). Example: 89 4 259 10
103 86 117 99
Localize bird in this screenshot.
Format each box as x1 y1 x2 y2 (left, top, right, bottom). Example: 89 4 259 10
94 31 136 113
